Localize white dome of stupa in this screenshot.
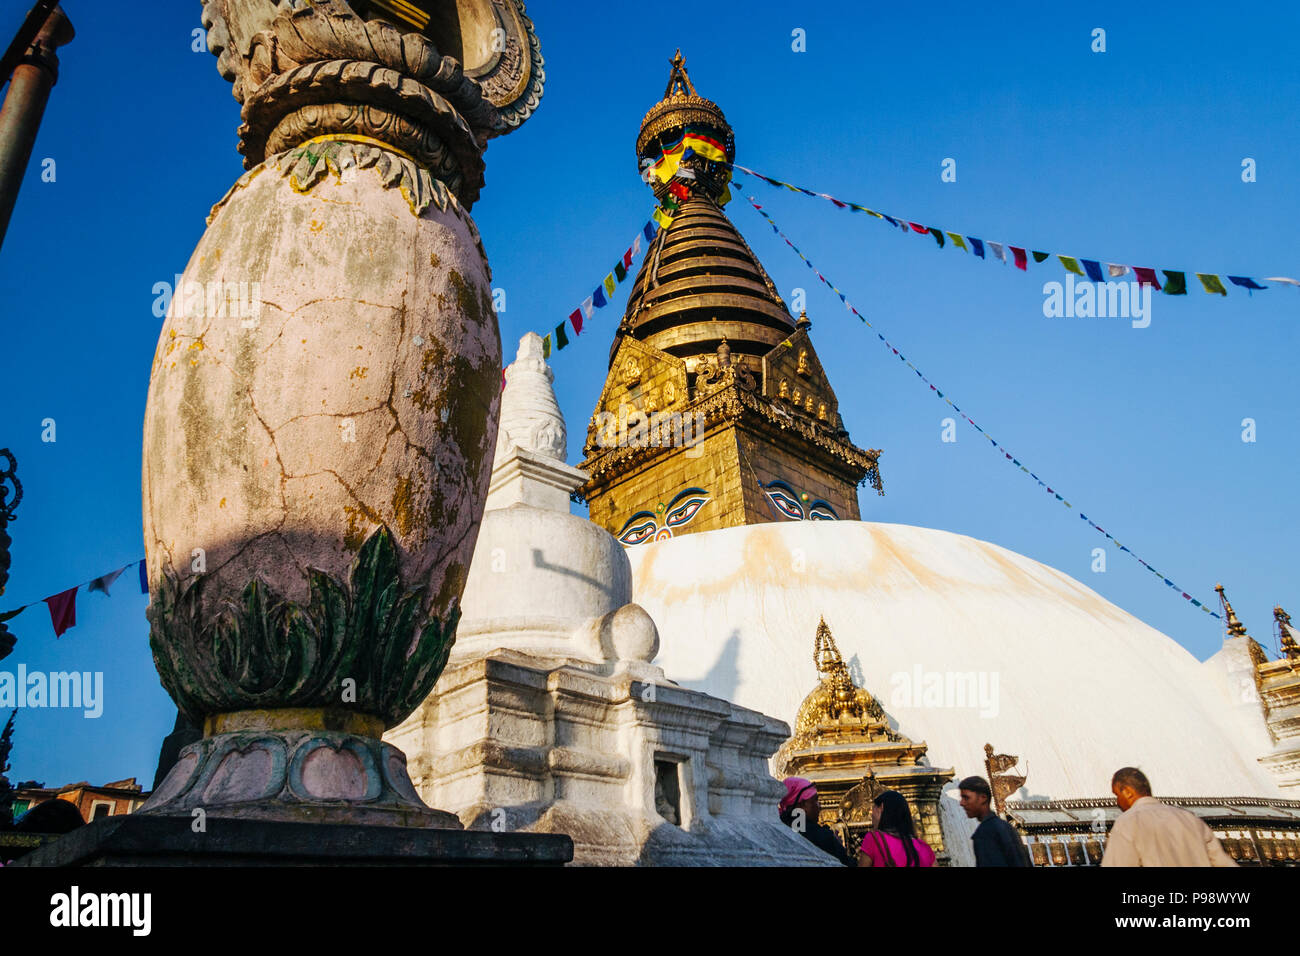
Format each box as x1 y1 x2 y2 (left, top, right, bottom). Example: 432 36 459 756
625 520 1284 802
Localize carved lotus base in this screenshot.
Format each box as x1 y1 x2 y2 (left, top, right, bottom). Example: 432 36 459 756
139 726 460 829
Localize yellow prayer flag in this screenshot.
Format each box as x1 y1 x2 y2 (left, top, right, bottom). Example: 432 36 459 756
1058 256 1085 276
603 274 616 296
947 232 967 251
1196 273 1228 296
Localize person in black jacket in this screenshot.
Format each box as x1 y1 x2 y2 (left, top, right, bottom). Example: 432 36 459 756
958 776 1030 867
778 777 856 866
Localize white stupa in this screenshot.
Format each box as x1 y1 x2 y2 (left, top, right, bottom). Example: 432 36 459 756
623 520 1290 863
388 334 834 865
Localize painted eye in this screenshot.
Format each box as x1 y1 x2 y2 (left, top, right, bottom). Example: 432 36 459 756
765 488 803 520
617 513 659 546
808 501 839 521
665 494 709 527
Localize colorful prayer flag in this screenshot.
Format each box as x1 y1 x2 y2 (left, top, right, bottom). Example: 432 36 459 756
643 222 657 242
44 586 77 638
1058 256 1084 276
603 273 616 297
909 222 929 235
582 296 595 318
969 238 985 259
1228 276 1266 290
554 321 569 350
947 232 967 250
1010 246 1027 270
1107 263 1128 278
569 308 583 336
139 560 148 594
542 334 551 359
928 227 945 248
1132 267 1162 291
88 567 125 596
1032 251 1050 263
988 242 1006 263
1081 259 1105 282
1264 276 1300 288
615 261 628 283
1161 270 1187 295
682 129 727 161
593 285 608 309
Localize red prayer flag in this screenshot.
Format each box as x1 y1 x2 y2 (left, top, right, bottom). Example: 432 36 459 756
1132 267 1162 291
908 222 929 234
569 308 583 336
44 586 78 637
622 247 634 269
1010 246 1028 271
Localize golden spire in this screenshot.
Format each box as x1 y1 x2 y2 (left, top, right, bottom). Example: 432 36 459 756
1215 584 1248 639
1276 606 1299 661
664 49 697 98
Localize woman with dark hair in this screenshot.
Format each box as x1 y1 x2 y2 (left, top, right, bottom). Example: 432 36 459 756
859 790 935 867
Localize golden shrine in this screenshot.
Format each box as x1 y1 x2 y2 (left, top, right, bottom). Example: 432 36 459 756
579 54 882 545
773 618 953 864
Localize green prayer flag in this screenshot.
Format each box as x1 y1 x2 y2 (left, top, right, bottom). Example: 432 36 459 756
542 334 551 358
1032 251 1050 263
555 321 569 350
0 606 24 623
615 261 628 282
1196 273 1228 295
1058 255 1085 276
1162 270 1187 295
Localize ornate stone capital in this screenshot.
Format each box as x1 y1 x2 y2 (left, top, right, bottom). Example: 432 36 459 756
200 0 544 207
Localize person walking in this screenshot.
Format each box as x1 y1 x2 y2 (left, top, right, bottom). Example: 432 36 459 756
958 775 1030 866
1101 767 1237 867
858 789 935 867
778 777 856 866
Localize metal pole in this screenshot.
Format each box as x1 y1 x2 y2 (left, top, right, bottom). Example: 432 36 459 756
0 4 72 253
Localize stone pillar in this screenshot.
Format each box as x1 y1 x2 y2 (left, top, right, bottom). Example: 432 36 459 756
139 1 544 828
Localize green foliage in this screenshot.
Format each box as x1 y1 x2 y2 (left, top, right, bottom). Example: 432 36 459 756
0 709 15 831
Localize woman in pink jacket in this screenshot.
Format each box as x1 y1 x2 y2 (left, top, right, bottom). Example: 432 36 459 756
859 790 935 867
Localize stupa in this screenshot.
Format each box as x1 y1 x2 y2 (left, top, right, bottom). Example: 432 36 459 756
387 333 835 865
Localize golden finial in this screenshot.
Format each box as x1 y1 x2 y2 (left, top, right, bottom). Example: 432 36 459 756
813 616 844 675
664 49 697 98
1215 583 1248 639
1276 606 1299 661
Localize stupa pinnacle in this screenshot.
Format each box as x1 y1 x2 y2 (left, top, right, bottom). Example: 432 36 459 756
581 54 882 545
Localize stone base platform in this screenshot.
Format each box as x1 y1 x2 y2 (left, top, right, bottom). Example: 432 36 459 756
12 815 573 867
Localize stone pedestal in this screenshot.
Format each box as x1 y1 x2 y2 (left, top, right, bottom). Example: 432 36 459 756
12 815 571 867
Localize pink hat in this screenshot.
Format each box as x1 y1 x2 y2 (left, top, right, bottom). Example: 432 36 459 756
779 777 817 814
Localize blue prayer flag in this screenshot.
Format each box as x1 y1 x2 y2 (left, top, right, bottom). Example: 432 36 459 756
1081 259 1105 282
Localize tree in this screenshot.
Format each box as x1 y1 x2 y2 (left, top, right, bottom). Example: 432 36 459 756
0 709 15 830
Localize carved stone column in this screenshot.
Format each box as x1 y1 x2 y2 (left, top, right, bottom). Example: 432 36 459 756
139 1 543 828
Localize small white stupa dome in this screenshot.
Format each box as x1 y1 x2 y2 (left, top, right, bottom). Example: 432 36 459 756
454 334 658 669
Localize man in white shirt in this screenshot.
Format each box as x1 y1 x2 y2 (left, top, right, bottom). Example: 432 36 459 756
1100 767 1237 867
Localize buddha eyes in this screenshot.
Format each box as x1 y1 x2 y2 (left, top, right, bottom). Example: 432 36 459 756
618 514 659 546
665 494 708 527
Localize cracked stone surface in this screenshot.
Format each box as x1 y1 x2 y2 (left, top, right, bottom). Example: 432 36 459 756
142 156 500 625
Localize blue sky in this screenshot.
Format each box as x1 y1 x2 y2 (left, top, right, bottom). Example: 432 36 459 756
1 1 1296 789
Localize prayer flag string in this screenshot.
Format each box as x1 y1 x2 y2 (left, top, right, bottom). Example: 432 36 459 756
734 178 1223 621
